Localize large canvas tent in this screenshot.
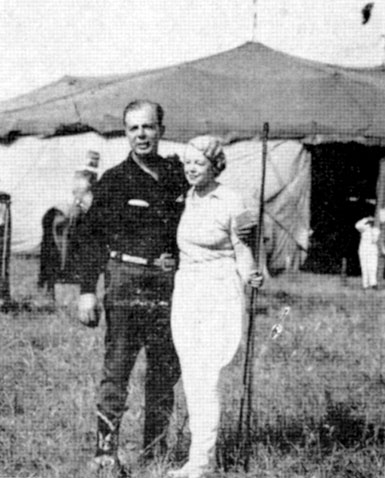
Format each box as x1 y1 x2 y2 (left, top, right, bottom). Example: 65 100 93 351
1 42 385 143
0 42 384 271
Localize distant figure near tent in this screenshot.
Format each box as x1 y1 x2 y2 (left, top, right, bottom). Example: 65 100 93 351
38 151 99 293
0 193 11 305
355 216 380 290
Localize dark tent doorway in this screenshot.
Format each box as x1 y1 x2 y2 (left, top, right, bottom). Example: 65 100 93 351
303 143 384 274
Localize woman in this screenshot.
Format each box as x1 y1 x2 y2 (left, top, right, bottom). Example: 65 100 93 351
169 136 262 478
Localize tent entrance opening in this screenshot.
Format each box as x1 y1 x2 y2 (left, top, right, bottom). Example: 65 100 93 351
303 143 384 275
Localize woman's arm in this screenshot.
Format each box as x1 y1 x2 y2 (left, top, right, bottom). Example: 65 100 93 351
229 194 262 286
233 239 258 285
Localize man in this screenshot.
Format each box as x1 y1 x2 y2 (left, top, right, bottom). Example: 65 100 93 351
77 100 187 476
355 215 380 290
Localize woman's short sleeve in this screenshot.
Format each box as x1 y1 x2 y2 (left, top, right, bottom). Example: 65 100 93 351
228 190 248 247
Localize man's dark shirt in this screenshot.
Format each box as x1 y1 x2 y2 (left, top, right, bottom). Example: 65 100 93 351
77 153 187 293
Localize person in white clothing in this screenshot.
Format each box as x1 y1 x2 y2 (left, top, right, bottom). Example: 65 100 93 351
169 136 262 478
355 216 380 290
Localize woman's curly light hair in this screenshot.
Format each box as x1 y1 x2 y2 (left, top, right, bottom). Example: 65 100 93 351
186 135 226 177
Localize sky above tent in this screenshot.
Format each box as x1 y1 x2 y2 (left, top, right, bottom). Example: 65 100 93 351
0 0 384 103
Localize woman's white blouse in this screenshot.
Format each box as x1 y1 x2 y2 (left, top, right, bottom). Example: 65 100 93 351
177 184 244 266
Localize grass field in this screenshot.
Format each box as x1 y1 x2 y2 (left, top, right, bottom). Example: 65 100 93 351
1 256 385 478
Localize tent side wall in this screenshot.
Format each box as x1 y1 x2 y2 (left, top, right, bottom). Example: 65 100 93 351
0 134 310 273
264 147 311 272
0 133 128 253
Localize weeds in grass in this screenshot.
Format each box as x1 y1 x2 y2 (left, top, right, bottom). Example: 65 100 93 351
1 258 385 477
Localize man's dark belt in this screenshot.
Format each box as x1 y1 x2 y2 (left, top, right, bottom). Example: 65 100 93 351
109 251 175 270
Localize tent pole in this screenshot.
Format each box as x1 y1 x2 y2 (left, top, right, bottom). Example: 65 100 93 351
0 197 11 303
375 157 385 287
252 0 258 42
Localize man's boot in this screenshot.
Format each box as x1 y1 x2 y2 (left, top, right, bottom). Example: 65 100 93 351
88 411 128 477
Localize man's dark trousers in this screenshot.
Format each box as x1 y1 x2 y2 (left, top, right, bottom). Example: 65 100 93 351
98 259 179 454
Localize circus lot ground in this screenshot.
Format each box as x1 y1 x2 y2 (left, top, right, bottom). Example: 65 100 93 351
1 256 385 478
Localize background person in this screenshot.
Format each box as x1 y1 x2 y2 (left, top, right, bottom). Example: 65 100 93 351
38 151 99 292
71 150 99 214
169 136 262 478
355 216 380 290
77 100 187 475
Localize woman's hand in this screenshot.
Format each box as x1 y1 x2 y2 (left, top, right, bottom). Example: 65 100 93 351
248 270 264 289
157 253 176 272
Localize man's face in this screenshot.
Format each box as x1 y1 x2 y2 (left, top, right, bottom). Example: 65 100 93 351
124 105 164 159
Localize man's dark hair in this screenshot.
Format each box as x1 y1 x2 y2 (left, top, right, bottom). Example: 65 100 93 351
123 100 164 127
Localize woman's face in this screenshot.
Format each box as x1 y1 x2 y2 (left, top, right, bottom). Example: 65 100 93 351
183 147 215 189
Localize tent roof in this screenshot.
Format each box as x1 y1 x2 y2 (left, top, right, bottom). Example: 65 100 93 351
1 41 385 143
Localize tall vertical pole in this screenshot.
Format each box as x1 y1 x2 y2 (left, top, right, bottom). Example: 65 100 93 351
0 194 11 305
237 122 269 470
375 157 385 287
252 0 258 41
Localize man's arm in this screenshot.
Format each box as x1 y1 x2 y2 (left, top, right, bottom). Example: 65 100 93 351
76 174 111 326
164 154 189 197
162 155 188 261
234 209 259 246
